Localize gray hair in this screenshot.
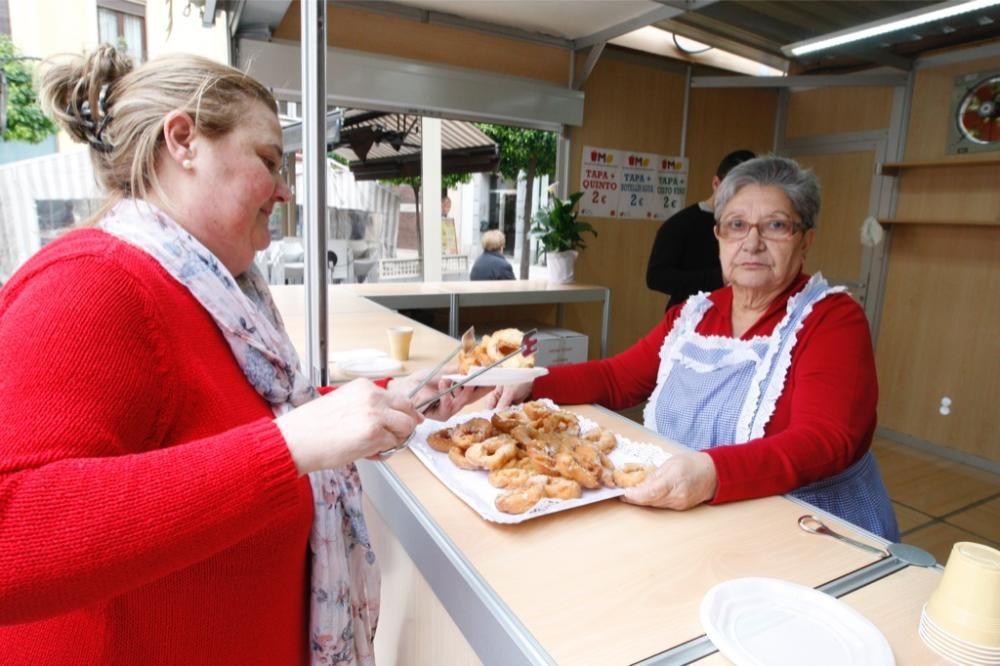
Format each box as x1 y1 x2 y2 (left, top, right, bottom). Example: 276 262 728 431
713 155 821 230
482 229 506 252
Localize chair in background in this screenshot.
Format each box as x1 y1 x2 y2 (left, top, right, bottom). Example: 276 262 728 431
279 237 305 284
327 239 352 283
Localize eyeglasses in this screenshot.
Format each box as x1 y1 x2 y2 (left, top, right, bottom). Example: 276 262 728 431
716 218 803 241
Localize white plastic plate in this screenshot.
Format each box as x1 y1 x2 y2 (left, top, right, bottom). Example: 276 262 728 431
329 348 387 363
700 577 895 666
338 356 403 378
443 366 549 387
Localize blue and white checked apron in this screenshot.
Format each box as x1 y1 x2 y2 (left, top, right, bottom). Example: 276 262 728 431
642 274 899 540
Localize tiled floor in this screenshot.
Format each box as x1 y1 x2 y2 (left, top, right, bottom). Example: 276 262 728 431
616 406 1000 564
872 437 1000 564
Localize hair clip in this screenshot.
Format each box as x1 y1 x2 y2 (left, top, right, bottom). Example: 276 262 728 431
74 84 113 153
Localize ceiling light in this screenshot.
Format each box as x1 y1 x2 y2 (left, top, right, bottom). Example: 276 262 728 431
782 0 1000 56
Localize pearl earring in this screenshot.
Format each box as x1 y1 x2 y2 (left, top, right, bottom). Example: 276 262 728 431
182 158 193 170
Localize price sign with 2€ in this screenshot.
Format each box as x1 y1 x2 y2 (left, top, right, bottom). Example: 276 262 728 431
579 146 622 218
619 151 658 219
652 156 689 219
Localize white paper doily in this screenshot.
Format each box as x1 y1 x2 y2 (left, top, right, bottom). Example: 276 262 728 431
408 399 670 524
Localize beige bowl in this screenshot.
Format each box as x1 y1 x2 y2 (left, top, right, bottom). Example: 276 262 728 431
925 542 1000 648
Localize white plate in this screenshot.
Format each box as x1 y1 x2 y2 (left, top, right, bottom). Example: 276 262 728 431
329 348 387 363
443 366 549 387
700 577 895 666
338 356 403 378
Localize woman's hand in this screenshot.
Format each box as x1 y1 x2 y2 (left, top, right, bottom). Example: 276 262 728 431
275 378 423 475
387 369 491 422
486 382 534 409
622 452 718 510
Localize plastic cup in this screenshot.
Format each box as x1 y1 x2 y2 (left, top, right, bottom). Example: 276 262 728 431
386 326 414 361
925 542 1000 648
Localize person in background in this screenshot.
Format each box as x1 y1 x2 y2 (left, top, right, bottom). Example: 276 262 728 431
470 228 515 280
492 156 899 541
0 46 484 664
647 149 757 309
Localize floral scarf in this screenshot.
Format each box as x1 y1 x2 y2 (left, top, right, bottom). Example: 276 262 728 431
100 199 379 665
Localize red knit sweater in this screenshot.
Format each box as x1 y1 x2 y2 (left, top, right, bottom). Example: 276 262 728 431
0 230 314 663
533 274 878 504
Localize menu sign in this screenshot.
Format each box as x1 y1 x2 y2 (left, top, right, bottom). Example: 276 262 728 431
620 151 659 219
579 146 689 220
652 156 689 220
578 146 621 218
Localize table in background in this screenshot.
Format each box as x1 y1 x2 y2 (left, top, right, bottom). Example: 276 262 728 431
340 280 612 358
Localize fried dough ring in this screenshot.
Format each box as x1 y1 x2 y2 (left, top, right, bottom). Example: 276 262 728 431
426 427 455 453
584 427 618 453
555 451 601 489
542 477 582 500
465 435 518 470
486 328 526 365
448 446 479 470
508 424 539 446
491 409 530 433
453 418 494 449
521 401 552 421
494 483 544 514
538 411 581 436
613 463 653 488
487 468 535 489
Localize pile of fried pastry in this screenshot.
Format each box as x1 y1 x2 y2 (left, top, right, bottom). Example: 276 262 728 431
426 401 654 515
457 328 535 373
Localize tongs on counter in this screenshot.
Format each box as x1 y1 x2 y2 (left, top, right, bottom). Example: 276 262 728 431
376 328 538 459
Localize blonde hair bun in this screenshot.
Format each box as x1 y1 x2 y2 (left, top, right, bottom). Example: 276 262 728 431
39 44 132 151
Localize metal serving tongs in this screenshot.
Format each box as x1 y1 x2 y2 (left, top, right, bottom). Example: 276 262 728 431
376 328 538 459
403 325 476 401
797 514 936 566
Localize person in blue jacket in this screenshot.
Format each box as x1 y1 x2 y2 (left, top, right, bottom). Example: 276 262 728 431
470 229 515 280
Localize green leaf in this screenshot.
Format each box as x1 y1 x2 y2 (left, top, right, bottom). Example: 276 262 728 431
530 190 597 254
1 35 57 144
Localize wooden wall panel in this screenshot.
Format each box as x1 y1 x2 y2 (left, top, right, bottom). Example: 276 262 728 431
685 87 778 204
876 46 1000 462
273 2 569 84
564 58 777 356
786 87 894 139
893 165 1000 224
564 54 686 356
875 226 1000 459
795 151 875 284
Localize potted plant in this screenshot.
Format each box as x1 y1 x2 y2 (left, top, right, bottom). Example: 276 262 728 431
531 190 597 284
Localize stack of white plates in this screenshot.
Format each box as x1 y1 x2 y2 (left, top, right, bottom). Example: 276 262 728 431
919 604 1000 665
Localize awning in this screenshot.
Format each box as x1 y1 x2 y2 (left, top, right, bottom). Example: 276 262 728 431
332 109 499 181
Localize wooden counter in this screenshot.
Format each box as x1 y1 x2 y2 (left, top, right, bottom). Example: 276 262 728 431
359 405 919 665
271 285 943 665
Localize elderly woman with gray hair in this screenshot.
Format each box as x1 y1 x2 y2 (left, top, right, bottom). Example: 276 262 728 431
492 155 898 540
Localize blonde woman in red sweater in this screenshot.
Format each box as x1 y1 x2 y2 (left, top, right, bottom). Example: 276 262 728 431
0 46 483 664
492 156 898 542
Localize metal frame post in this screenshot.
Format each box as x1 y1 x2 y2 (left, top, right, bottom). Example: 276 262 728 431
302 0 328 385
